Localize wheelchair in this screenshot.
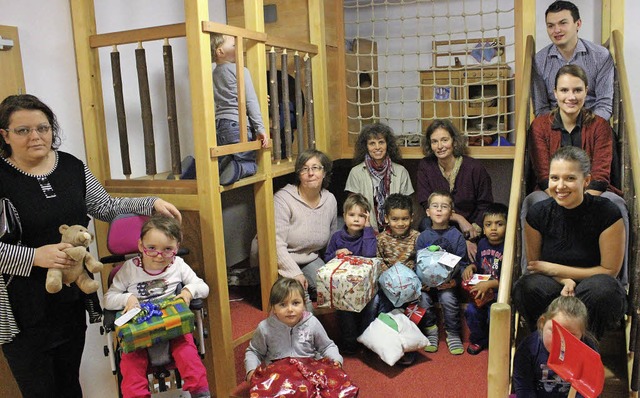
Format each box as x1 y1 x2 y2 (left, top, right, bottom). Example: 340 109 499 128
99 214 207 396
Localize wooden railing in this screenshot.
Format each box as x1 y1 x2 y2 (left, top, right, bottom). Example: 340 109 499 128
610 29 640 394
486 34 534 397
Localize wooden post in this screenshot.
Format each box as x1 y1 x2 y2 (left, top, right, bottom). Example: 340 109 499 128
135 43 157 176
183 0 234 394
269 47 281 161
163 39 182 177
294 51 305 155
304 53 315 148
281 50 292 159
110 46 132 177
487 303 512 397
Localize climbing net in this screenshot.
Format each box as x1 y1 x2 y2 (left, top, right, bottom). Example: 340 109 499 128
344 0 516 147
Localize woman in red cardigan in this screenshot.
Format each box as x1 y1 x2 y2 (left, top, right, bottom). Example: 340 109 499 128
522 64 628 282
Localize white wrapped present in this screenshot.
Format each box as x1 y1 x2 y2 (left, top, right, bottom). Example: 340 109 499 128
316 255 382 312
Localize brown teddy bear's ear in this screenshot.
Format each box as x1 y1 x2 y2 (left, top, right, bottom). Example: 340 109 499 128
59 224 70 234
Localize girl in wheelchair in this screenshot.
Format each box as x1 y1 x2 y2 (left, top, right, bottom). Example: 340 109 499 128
104 215 210 398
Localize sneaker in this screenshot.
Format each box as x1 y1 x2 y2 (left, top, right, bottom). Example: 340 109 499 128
423 325 438 352
467 343 485 355
397 352 416 366
446 331 464 355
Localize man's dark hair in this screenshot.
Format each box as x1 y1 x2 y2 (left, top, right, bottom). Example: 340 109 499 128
545 1 580 22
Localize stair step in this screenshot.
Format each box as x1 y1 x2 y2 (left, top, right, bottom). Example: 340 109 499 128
601 325 628 397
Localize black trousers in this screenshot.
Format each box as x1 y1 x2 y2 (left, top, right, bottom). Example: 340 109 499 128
512 273 626 338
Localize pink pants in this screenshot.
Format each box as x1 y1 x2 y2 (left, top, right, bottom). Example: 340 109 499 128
120 334 209 398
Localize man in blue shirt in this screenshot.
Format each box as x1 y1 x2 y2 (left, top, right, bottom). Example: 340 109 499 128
531 1 614 120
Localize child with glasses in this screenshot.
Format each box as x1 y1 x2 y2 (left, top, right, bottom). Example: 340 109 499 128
104 215 210 398
416 190 468 355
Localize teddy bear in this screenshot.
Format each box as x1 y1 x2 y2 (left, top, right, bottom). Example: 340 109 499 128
45 224 104 294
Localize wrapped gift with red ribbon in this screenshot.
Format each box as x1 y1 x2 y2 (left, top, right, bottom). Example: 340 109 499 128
316 254 382 312
249 357 359 398
461 279 495 308
404 303 426 325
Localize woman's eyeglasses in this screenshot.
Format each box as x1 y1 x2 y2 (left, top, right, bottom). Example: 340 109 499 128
141 245 177 258
298 165 324 174
7 125 52 136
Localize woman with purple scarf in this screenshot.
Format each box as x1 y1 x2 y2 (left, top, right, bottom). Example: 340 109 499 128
345 123 413 232
417 119 493 260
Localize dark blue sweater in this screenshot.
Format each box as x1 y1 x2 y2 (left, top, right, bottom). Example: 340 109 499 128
324 226 377 261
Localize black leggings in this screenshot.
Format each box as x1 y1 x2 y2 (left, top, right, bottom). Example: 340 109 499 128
512 273 626 339
2 325 86 398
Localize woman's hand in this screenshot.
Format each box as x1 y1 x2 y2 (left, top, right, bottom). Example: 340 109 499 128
124 295 140 314
177 287 193 306
33 243 74 269
458 217 478 240
153 199 182 223
466 240 478 262
527 260 556 276
559 279 576 296
462 265 476 281
294 274 308 290
246 369 255 382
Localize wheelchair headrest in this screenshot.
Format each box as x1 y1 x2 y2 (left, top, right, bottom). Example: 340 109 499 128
107 213 149 255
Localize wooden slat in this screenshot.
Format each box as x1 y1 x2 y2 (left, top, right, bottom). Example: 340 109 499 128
89 23 186 48
265 36 318 55
400 145 516 160
201 20 266 42
210 140 263 158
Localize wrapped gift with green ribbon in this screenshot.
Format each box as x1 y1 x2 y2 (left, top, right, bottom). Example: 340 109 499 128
115 297 194 353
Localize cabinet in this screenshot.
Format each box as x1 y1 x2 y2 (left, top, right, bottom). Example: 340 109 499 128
420 65 510 146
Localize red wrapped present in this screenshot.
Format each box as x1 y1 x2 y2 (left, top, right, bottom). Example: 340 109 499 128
249 357 359 398
404 303 426 325
461 279 495 308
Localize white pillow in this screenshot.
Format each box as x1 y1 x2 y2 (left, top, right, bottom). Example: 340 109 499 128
357 316 404 366
357 310 429 366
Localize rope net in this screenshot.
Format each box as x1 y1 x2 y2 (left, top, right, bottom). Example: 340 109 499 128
344 0 516 148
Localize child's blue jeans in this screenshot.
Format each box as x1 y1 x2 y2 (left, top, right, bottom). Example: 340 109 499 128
422 287 461 334
216 118 257 183
464 300 494 347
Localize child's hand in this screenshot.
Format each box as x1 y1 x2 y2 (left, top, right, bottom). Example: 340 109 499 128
256 132 269 148
560 279 576 297
335 248 352 257
462 265 476 281
437 279 456 290
124 295 140 314
334 360 342 368
246 369 255 382
470 281 492 300
364 211 371 227
177 287 193 306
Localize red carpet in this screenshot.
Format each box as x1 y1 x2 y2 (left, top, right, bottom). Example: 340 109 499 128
230 288 488 397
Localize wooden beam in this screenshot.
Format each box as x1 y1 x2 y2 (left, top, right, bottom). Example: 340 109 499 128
308 0 331 152
184 0 233 394
242 0 279 322
89 23 186 48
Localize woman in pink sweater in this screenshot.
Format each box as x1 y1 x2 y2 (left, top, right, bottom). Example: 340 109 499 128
273 149 338 310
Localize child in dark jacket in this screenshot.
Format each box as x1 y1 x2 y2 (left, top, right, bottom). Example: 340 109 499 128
462 203 507 355
513 296 595 398
324 194 377 354
416 191 467 355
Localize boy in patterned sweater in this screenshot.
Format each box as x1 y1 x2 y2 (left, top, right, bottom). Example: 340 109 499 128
373 194 424 365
